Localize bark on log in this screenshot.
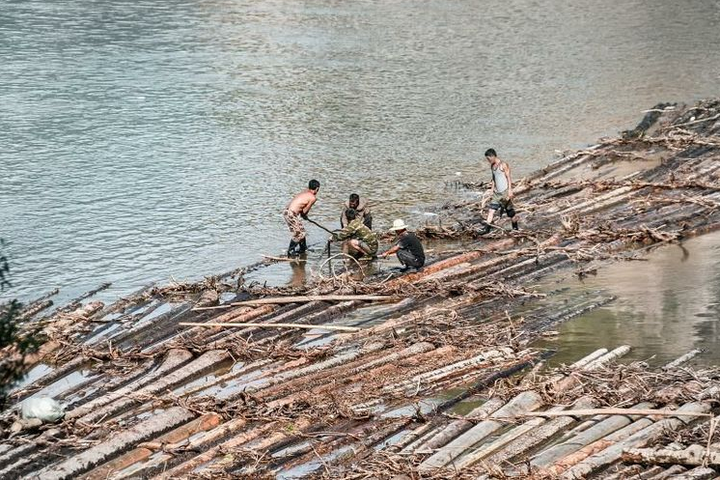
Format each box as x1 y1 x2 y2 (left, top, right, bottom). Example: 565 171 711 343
78 349 228 424
560 402 712 479
414 398 507 454
83 413 221 479
622 444 717 467
531 401 656 468
34 407 195 480
418 390 543 471
67 349 192 420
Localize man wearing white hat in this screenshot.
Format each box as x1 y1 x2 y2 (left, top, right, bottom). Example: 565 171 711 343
379 219 425 270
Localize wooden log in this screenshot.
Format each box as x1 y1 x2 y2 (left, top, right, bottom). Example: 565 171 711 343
585 345 632 369
673 466 718 480
531 401 656 468
157 418 312 478
485 397 599 468
193 294 394 310
523 408 711 419
179 321 360 332
622 444 715 467
386 348 515 394
455 404 571 470
265 342 436 409
645 464 688 479
414 398 507 454
66 349 192 419
418 390 544 471
560 402 712 479
221 342 385 400
78 349 228 424
569 348 609 369
34 407 195 480
664 349 702 370
83 413 221 479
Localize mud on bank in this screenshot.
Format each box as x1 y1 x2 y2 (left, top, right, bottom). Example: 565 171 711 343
3 100 720 478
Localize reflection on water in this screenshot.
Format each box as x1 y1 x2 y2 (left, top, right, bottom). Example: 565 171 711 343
534 231 720 366
2 0 720 303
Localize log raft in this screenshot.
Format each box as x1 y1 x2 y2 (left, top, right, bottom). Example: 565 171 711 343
2 100 720 478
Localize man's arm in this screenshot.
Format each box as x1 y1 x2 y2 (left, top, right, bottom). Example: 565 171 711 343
379 245 400 258
334 223 355 241
302 196 317 216
503 162 513 198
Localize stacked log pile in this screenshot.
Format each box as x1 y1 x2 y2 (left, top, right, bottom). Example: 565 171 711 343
1 99 720 478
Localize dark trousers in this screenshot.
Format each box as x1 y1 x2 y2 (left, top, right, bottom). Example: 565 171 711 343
397 249 424 268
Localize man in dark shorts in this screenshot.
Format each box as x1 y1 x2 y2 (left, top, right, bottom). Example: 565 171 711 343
480 148 519 234
379 219 425 271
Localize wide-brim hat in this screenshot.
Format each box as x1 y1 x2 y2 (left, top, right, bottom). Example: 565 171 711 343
389 219 408 231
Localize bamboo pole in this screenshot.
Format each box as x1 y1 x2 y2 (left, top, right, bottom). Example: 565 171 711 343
179 321 360 332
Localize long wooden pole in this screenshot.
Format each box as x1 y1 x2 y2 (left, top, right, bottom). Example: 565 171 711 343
192 294 395 311
179 321 360 332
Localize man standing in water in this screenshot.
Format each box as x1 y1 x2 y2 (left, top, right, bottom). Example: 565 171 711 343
379 219 425 271
283 179 320 256
481 148 519 234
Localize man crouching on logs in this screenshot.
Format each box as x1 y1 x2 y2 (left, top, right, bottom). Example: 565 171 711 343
480 148 519 234
283 179 319 257
379 219 425 271
330 208 378 261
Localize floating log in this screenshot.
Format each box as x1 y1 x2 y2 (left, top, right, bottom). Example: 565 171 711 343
622 444 717 468
560 402 712 479
419 390 544 471
522 408 712 419
83 413 221 479
34 406 195 480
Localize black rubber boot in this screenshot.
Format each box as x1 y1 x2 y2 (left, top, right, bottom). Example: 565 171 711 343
298 238 307 253
288 240 299 257
512 221 519 230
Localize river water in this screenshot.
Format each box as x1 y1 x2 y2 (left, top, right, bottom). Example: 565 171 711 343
2 0 720 357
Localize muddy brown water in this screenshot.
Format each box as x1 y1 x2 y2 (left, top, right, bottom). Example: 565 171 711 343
534 230 720 367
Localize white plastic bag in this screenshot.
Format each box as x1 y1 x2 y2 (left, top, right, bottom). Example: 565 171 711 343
21 397 65 422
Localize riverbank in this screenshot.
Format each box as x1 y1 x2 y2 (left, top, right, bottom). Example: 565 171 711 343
2 99 720 478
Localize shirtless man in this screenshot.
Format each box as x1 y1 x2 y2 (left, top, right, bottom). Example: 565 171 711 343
481 149 518 234
283 179 320 256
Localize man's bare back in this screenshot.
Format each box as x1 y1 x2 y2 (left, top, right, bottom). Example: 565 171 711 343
286 190 317 216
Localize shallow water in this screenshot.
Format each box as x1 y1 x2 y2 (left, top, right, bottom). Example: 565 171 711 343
2 0 720 305
534 230 720 366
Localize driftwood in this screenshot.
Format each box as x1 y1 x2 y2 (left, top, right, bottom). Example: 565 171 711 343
622 444 718 468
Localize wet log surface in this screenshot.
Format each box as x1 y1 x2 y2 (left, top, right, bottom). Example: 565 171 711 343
3 100 720 478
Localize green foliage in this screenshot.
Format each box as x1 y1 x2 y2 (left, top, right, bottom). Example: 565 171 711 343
0 239 43 411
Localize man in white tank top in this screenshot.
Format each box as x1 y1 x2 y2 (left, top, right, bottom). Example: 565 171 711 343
481 148 519 234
